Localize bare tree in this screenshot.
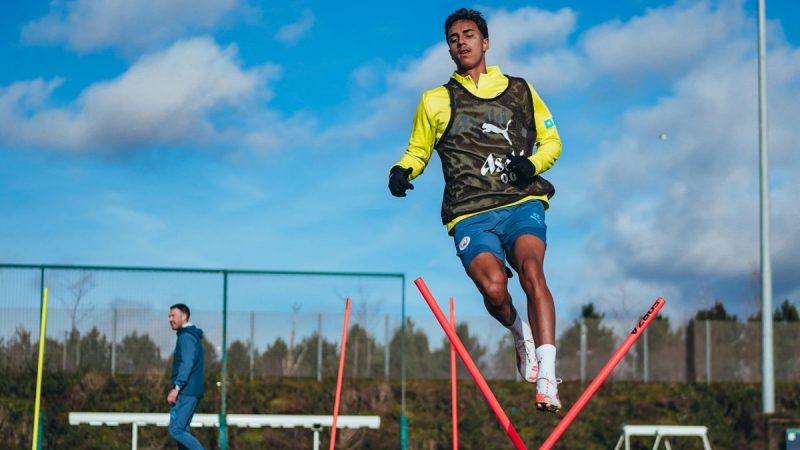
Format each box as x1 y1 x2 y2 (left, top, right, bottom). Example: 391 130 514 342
282 302 307 375
58 271 97 369
60 271 97 332
338 283 385 378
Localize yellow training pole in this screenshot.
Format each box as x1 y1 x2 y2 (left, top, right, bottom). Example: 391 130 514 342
31 287 48 450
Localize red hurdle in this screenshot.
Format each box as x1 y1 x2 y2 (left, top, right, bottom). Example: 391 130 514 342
539 297 666 450
415 278 526 450
449 297 459 450
329 297 352 450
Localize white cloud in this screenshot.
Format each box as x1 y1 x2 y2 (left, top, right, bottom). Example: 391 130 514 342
581 2 743 80
22 0 242 53
486 7 590 92
487 7 576 50
571 13 800 314
0 37 280 152
275 9 315 44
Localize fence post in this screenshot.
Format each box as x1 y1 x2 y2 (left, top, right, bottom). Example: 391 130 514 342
353 339 360 378
317 313 323 382
685 321 696 382
705 319 712 384
219 272 229 450
249 311 255 381
111 308 117 376
76 329 81 369
643 327 649 383
366 335 372 377
384 314 389 381
580 318 587 385
63 331 67 371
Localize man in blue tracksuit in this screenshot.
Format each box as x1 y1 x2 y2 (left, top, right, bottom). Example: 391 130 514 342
167 303 205 450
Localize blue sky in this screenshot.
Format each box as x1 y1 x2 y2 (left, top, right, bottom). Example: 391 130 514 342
1 0 798 326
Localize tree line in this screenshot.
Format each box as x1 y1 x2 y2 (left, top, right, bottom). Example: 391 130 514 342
1 299 797 382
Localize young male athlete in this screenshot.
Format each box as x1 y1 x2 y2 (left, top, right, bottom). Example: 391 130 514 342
388 8 562 412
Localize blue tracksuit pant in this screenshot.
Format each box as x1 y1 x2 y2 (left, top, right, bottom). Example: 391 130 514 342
169 395 204 450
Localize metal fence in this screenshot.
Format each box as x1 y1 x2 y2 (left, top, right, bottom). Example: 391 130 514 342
3 264 800 449
0 263 406 449
3 305 800 383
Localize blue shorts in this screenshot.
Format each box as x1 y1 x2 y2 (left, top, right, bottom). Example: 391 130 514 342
452 201 547 270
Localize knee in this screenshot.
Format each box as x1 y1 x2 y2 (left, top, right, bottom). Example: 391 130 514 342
168 425 182 440
479 277 509 307
520 259 547 290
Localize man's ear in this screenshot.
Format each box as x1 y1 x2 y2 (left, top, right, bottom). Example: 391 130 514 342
483 37 490 51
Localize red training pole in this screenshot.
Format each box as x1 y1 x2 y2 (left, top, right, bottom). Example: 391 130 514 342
539 297 666 450
329 297 352 450
415 278 526 450
450 296 459 450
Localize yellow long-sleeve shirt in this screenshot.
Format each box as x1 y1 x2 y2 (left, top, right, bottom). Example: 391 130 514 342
393 65 562 232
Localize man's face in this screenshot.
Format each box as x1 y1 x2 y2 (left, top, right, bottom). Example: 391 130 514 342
168 308 187 331
447 19 489 72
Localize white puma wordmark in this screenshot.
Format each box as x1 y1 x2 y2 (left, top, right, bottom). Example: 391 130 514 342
481 119 512 145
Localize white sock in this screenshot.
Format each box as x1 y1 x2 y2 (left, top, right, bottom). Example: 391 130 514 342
507 313 526 341
535 344 557 391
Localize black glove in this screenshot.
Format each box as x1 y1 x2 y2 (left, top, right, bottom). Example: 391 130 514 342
505 154 537 189
388 166 414 197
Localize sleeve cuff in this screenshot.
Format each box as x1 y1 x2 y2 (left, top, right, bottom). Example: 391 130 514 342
528 157 540 175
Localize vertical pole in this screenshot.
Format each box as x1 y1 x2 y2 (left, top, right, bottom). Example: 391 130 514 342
329 298 351 450
317 313 323 383
111 308 117 376
450 297 458 450
384 314 390 381
757 0 775 414
400 276 408 450
249 311 255 381
131 423 138 450
32 287 49 450
62 331 67 371
705 319 712 385
219 272 229 450
366 337 372 377
415 279 526 450
579 318 587 385
353 340 360 378
36 266 45 450
76 328 81 368
36 413 43 450
643 327 649 383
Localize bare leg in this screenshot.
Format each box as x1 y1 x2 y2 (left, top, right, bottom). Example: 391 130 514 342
466 252 514 326
510 234 555 346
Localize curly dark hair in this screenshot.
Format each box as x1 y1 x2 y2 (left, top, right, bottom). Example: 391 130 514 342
444 8 488 39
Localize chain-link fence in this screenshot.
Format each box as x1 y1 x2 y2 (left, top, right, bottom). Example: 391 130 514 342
0 264 406 449
3 265 799 384
3 264 800 450
13 311 799 384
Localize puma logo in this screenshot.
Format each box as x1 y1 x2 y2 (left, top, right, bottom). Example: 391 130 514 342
481 120 512 145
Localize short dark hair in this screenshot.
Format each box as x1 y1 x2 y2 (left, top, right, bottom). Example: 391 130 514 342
170 303 191 319
445 8 488 40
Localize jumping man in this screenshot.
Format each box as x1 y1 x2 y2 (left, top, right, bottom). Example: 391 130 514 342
388 8 562 412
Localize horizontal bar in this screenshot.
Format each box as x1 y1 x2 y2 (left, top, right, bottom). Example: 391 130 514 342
0 263 403 279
